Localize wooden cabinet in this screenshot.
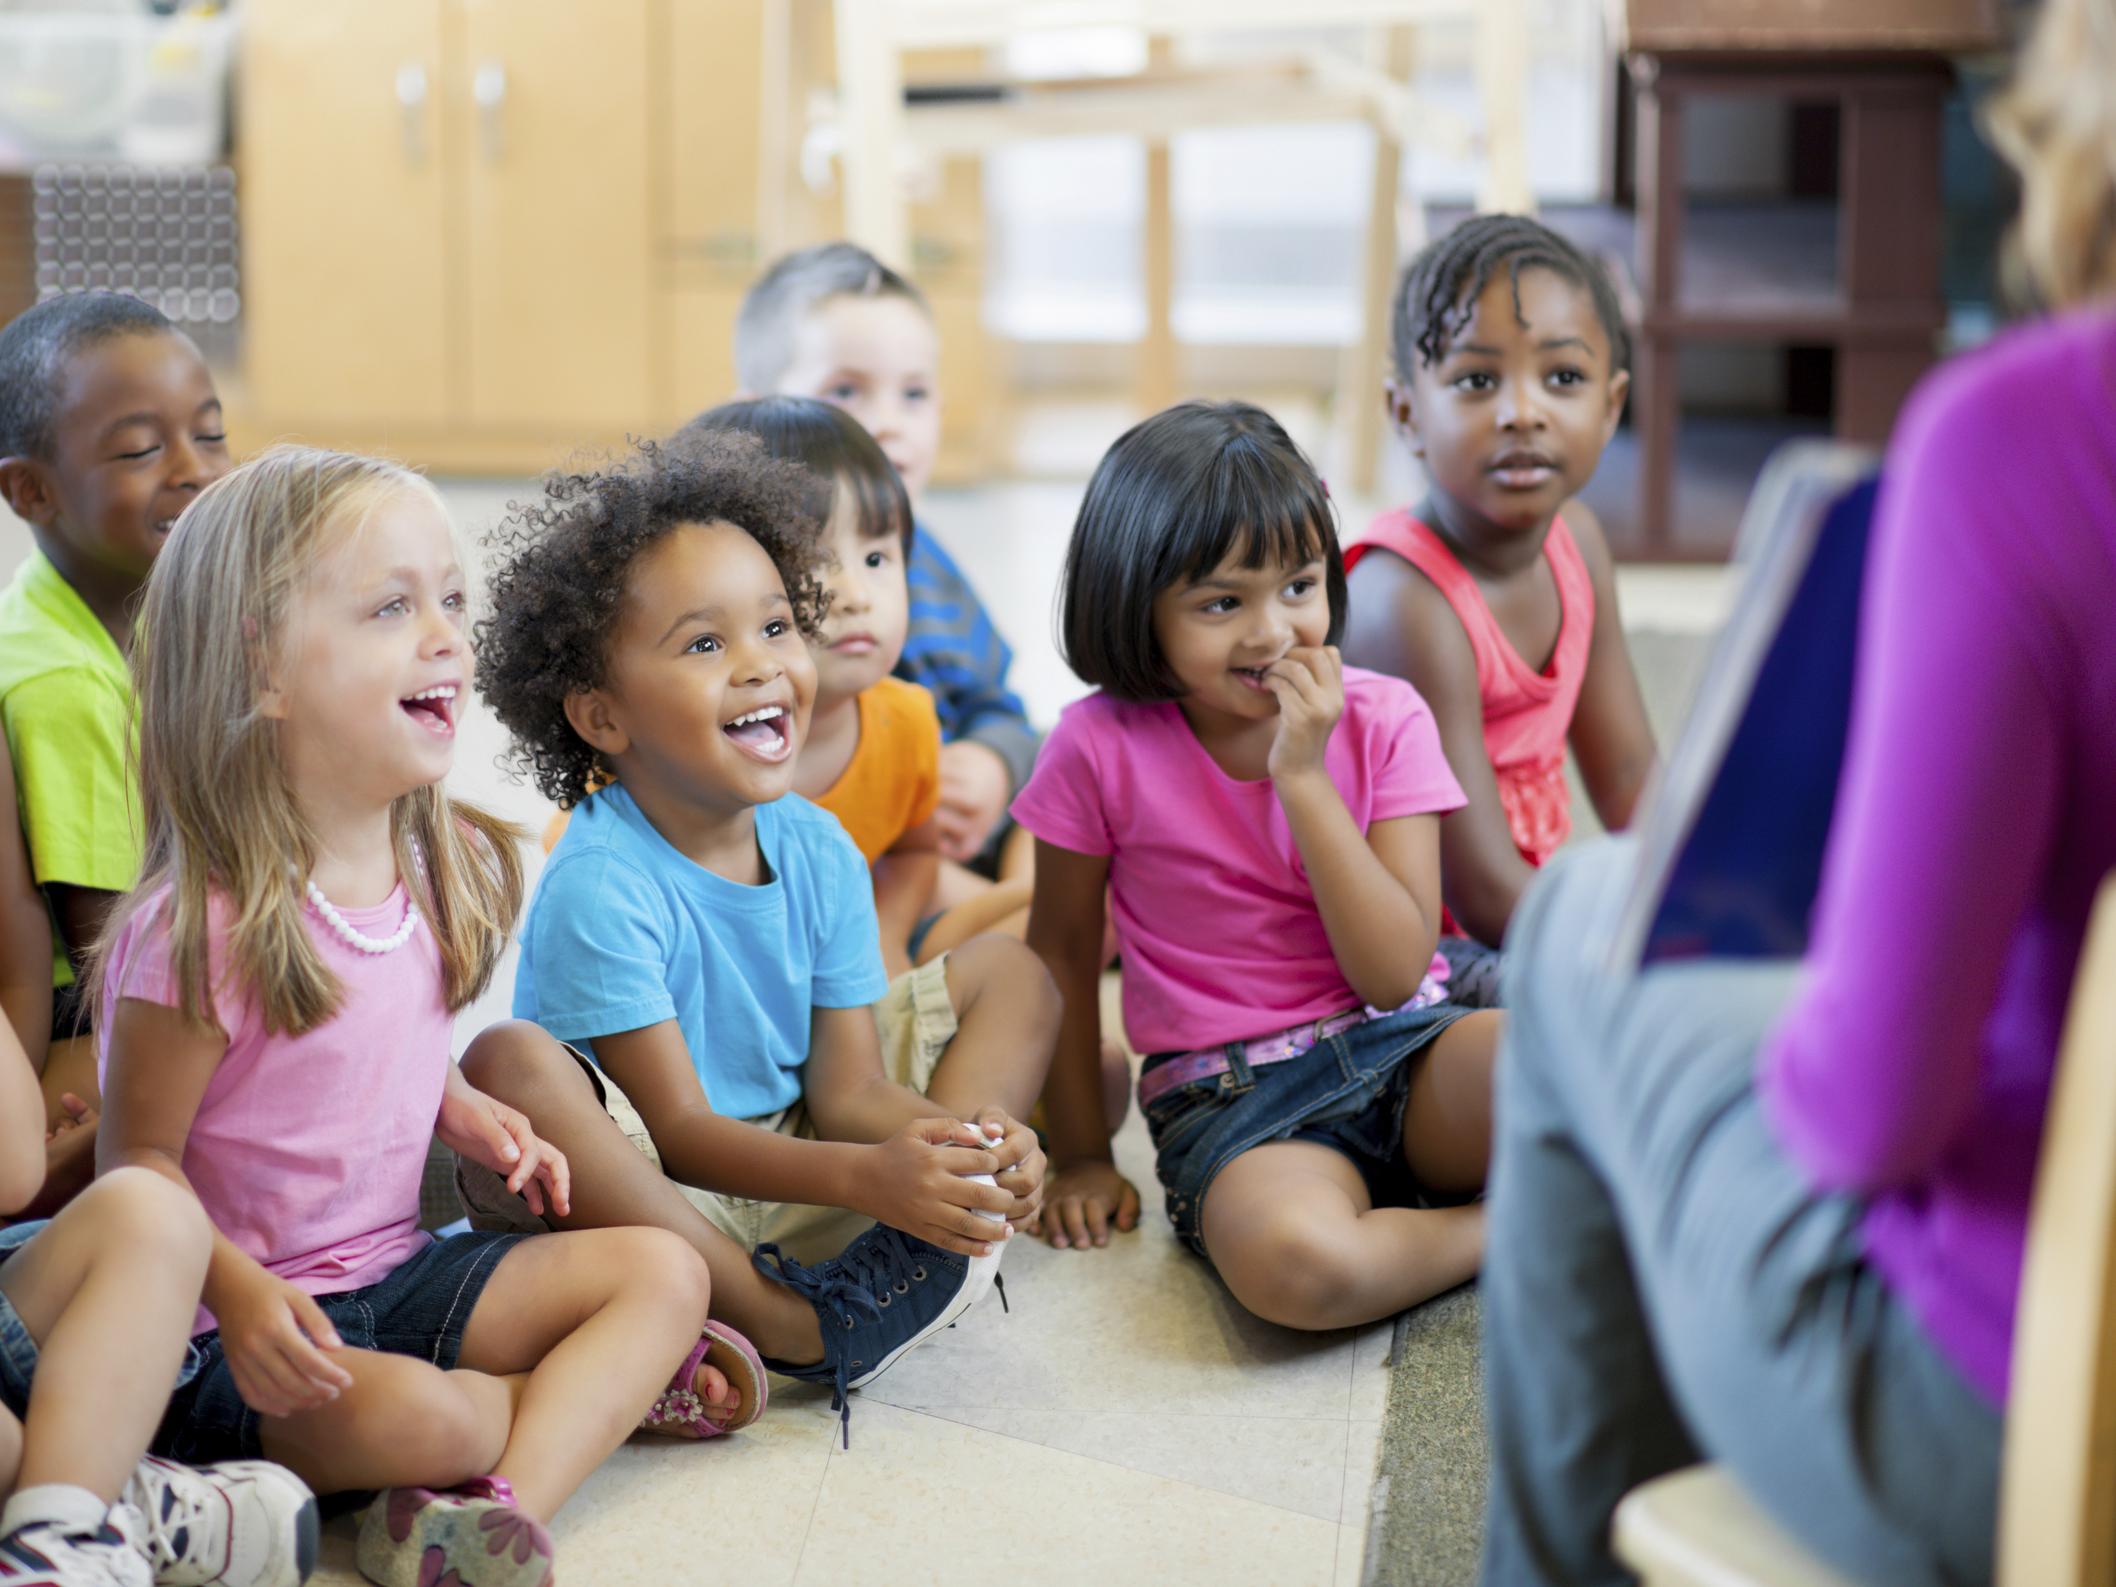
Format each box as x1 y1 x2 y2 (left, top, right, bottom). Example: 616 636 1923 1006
455 0 653 432
237 1 993 477
242 0 450 431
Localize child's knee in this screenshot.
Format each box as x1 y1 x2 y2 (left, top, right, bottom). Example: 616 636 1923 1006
1223 1217 1364 1329
459 1019 574 1102
603 1227 712 1328
946 933 1060 1028
72 1165 210 1271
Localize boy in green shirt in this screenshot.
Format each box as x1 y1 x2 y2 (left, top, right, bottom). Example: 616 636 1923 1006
0 292 230 1085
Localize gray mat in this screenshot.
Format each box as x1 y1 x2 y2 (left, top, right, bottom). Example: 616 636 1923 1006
1360 626 1716 1586
1360 1286 1486 1587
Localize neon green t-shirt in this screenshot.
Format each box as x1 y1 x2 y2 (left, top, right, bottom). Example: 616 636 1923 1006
0 550 142 987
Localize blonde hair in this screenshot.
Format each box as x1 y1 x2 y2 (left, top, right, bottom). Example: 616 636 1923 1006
1984 0 2116 311
90 445 524 1036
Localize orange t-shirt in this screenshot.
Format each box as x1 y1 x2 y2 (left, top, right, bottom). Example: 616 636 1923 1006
812 676 942 864
537 678 942 862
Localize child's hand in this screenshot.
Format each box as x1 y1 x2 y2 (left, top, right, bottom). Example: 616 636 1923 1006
20 1096 98 1221
40 1095 96 1176
438 1086 571 1220
216 1263 354 1418
1265 645 1345 783
858 1117 1015 1257
936 741 1011 862
1030 1159 1140 1250
974 1105 1047 1229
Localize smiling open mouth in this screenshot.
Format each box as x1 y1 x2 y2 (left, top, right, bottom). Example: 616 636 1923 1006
1232 665 1273 692
723 704 792 763
401 684 457 736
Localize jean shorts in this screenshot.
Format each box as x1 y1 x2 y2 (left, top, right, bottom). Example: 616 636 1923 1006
154 1229 523 1465
0 1219 207 1419
1141 1000 1471 1259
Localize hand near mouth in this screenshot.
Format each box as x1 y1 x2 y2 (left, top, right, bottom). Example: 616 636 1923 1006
1263 645 1345 783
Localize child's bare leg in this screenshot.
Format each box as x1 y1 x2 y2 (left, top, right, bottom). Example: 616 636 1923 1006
0 1404 19 1493
0 1166 209 1499
919 934 1061 1122
450 1227 708 1520
1200 1142 1484 1331
258 1348 514 1496
929 858 992 915
459 1028 825 1368
913 879 1031 964
1400 1013 1501 1195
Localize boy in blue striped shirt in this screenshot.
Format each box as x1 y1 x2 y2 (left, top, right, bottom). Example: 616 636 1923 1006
736 244 1039 898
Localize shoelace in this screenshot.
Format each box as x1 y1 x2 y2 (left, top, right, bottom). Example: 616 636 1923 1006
755 1242 888 1447
130 1483 206 1573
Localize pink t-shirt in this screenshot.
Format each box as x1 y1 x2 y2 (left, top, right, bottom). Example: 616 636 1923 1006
98 885 448 1334
1012 667 1466 1055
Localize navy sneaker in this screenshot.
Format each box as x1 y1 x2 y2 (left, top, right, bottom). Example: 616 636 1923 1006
755 1218 1004 1444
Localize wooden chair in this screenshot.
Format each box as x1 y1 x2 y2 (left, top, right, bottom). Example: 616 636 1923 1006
794 0 1538 491
1614 874 2116 1586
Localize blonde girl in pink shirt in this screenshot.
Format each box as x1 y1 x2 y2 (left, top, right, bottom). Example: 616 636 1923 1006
1015 401 1502 1328
92 448 755 1587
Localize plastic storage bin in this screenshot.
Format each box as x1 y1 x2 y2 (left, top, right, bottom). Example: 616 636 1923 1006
0 4 235 170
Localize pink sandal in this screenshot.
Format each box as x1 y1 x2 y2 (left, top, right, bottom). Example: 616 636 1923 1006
641 1320 768 1438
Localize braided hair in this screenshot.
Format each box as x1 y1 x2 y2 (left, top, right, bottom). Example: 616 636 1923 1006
1391 214 1629 381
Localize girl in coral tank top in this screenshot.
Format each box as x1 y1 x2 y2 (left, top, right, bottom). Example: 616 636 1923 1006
1344 215 1659 1004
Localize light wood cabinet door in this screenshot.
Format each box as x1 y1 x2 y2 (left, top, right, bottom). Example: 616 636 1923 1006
666 0 766 279
453 0 653 432
241 0 450 430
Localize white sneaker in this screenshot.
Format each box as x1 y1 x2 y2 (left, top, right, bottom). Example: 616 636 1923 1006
120 1458 317 1587
0 1508 153 1587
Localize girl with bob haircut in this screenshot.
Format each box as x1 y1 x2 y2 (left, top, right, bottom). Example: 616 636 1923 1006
1474 0 2116 1581
91 446 746 1587
1014 400 1503 1329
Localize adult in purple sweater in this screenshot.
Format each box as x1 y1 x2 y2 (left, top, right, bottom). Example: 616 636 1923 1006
1476 4 2116 1583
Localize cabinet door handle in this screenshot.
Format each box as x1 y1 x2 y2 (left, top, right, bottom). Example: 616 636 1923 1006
394 63 428 165
473 61 507 163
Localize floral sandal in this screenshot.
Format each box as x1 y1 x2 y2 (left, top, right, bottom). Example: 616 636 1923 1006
641 1319 768 1438
356 1475 554 1587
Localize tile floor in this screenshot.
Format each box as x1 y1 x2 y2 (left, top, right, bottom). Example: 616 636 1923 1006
0 453 1729 1587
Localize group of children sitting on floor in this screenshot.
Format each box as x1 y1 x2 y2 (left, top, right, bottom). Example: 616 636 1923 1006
0 211 1656 1587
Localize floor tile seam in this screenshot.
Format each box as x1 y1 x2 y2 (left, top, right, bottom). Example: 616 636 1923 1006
787 1432 834 1587
859 1403 1355 1527
1337 1418 1382 1527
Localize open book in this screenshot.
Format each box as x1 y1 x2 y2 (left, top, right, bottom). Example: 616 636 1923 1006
1610 442 1881 970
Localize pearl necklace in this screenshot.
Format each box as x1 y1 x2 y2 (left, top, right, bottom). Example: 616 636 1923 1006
304 879 420 955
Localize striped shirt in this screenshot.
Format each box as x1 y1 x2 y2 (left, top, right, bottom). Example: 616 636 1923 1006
895 524 1040 792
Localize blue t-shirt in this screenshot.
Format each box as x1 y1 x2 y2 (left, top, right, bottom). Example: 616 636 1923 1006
514 784 889 1118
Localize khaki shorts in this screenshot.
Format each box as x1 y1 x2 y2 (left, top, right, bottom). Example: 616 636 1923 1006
458 956 958 1265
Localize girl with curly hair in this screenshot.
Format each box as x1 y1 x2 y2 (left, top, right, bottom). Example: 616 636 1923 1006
460 431 1055 1445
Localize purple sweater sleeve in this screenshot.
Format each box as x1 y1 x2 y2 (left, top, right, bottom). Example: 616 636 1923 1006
1758 364 2069 1191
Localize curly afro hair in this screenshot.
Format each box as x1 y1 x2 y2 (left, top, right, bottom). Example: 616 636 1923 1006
476 430 830 808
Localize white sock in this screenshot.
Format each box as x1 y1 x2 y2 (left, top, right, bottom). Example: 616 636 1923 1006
2 1483 108 1538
